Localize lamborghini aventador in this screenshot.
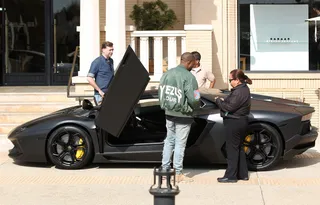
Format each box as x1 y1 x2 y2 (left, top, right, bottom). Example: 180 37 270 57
7 46 318 171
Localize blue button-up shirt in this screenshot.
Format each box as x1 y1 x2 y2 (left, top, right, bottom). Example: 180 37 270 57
87 55 114 94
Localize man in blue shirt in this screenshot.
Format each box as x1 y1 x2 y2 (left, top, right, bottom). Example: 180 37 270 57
87 41 115 104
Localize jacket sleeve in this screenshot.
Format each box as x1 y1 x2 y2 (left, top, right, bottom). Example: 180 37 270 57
184 77 200 110
215 90 243 113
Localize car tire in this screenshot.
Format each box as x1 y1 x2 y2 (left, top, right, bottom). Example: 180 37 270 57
47 125 94 169
244 123 283 171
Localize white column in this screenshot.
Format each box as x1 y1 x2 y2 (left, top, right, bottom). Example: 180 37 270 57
78 0 100 76
167 37 177 69
140 37 149 72
181 36 186 54
105 0 126 70
153 37 163 80
130 37 135 52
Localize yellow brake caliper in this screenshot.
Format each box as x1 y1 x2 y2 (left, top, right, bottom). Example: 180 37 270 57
243 135 252 153
75 138 85 159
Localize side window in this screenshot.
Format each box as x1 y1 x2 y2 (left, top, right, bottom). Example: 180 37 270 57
200 98 219 109
200 99 206 108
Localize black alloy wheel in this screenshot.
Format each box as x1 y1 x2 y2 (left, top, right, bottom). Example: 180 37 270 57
47 126 94 169
244 123 283 171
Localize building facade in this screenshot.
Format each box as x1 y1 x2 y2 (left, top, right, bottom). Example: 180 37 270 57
0 0 319 128
75 0 320 128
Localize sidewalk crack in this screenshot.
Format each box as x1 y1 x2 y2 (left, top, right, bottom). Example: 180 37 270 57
257 172 266 205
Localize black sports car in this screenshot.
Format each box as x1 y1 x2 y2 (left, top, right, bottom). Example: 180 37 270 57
8 46 318 171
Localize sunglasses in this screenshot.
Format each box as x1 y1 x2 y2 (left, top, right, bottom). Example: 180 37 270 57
229 79 235 83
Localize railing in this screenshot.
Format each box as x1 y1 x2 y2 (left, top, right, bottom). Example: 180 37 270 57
66 46 95 104
67 30 186 103
130 30 186 81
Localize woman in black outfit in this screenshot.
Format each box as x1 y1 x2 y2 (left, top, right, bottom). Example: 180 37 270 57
214 69 252 183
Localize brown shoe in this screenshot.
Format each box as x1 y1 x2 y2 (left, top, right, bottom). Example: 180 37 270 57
176 174 194 183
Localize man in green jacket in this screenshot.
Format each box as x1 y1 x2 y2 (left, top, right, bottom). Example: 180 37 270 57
158 52 200 183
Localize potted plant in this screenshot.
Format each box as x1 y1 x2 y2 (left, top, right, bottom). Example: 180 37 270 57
130 0 178 73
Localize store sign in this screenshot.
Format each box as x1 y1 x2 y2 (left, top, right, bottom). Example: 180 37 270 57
250 5 309 71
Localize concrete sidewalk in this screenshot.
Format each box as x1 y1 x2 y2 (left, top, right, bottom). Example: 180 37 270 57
1 141 320 205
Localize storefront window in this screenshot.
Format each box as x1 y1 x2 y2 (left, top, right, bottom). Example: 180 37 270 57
239 0 320 71
4 0 45 73
53 0 80 74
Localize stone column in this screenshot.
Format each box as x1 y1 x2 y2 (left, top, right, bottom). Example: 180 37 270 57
167 37 177 69
181 37 186 54
153 37 163 81
77 0 100 76
105 0 126 69
227 0 238 75
130 36 136 52
139 37 149 71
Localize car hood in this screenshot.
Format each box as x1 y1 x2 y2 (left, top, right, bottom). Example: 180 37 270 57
9 106 81 136
95 45 150 137
25 106 81 125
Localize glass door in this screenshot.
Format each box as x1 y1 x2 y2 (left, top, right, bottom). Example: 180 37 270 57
2 0 46 85
0 0 4 85
52 0 80 85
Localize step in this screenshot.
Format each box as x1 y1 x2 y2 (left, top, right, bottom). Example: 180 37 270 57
0 113 49 124
0 102 78 113
0 93 77 102
0 85 70 93
0 124 19 135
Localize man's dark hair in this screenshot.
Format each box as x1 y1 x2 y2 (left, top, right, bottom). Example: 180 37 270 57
180 52 195 63
191 51 201 61
101 41 113 49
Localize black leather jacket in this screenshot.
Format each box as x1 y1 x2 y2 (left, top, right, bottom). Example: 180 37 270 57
215 83 251 119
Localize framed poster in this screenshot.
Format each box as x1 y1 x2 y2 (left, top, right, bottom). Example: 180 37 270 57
250 5 309 71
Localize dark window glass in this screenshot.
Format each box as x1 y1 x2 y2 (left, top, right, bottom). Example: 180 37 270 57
53 0 80 74
239 0 320 71
4 0 45 73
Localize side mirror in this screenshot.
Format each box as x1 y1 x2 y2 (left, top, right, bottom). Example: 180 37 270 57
82 99 94 110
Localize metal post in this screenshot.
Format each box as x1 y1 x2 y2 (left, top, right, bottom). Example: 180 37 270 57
149 167 180 205
45 0 53 85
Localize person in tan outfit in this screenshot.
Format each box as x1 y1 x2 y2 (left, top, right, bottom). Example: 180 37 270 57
190 51 216 88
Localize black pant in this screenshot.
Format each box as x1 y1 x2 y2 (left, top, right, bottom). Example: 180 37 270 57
223 117 248 179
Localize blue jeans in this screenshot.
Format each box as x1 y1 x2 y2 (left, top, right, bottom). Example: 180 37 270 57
94 94 103 105
162 118 192 174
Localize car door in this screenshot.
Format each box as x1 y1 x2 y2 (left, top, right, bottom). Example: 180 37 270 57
95 45 150 137
95 46 166 162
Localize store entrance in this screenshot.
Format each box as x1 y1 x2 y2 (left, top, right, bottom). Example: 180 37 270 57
0 0 46 85
0 0 80 86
